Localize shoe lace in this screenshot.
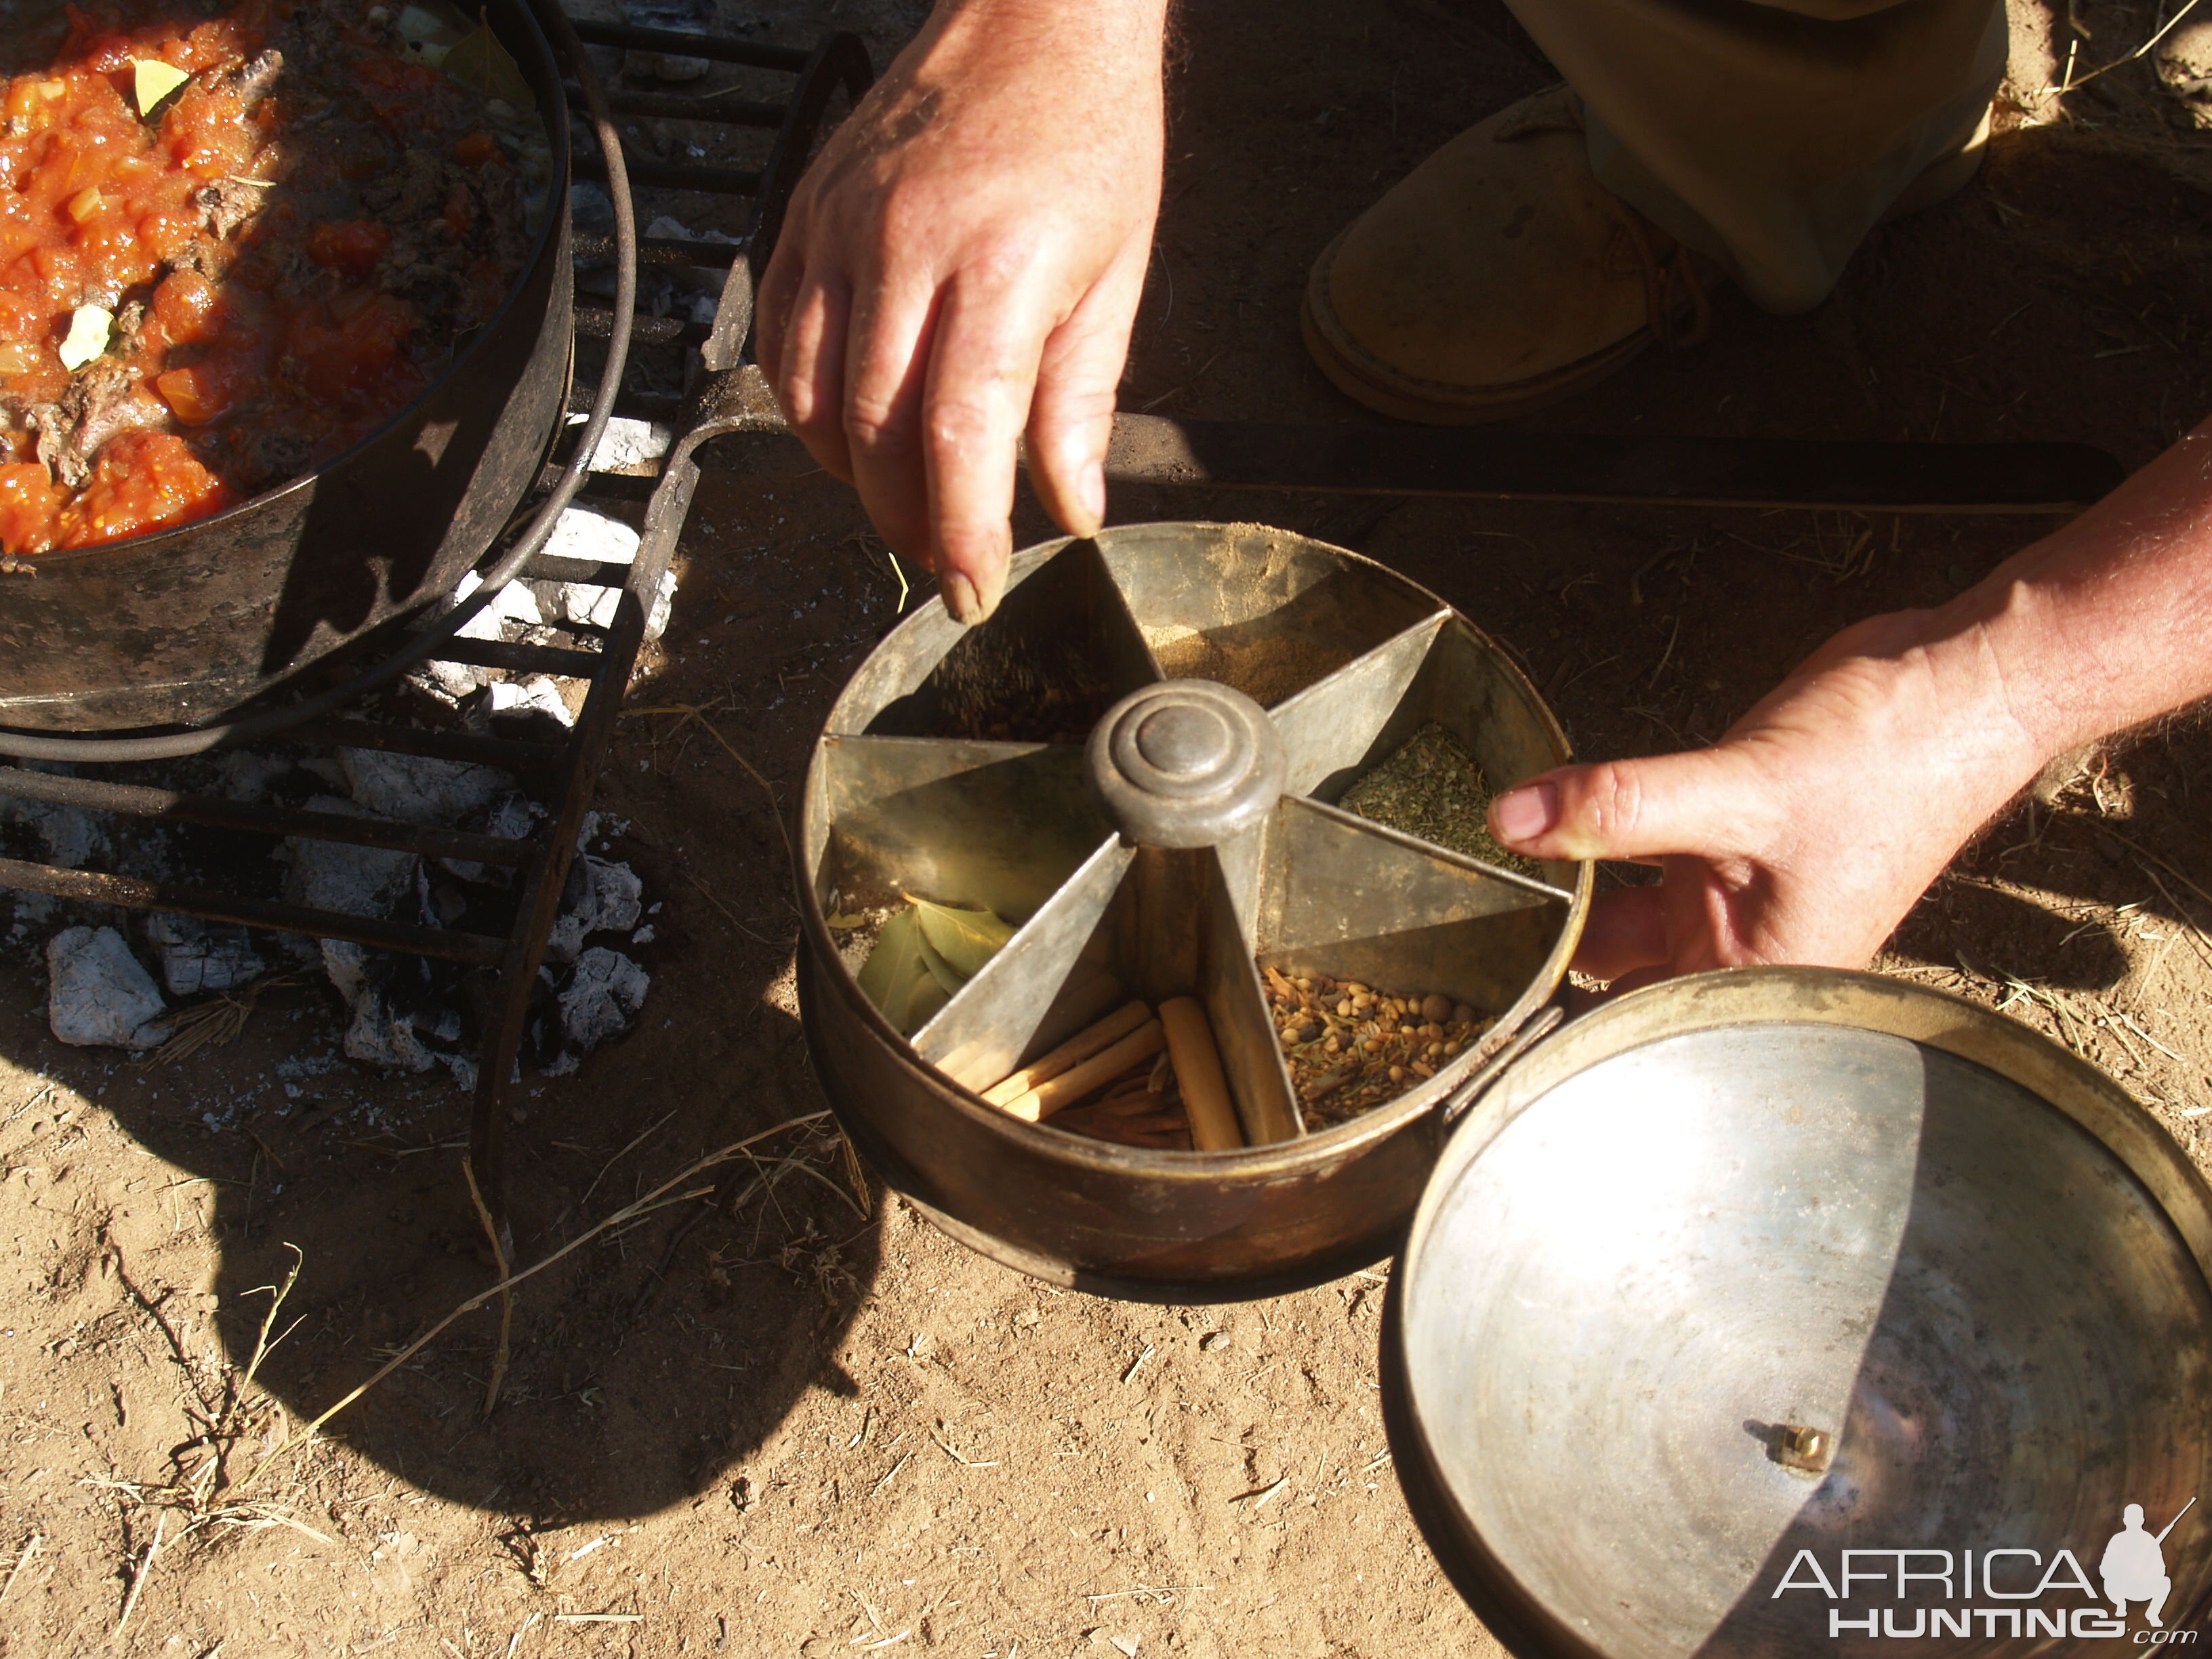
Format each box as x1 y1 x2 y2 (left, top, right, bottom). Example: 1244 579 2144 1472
1603 198 1712 354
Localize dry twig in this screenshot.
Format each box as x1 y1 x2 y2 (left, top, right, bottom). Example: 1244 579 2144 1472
463 1159 514 1419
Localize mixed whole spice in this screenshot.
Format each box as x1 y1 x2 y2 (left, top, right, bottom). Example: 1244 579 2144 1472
0 0 544 556
1339 720 1544 879
1262 962 1491 1130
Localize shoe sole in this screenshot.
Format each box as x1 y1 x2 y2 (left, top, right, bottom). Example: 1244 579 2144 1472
1300 227 1658 426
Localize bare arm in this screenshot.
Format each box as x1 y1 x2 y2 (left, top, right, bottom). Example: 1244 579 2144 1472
756 0 1170 621
1488 418 2212 986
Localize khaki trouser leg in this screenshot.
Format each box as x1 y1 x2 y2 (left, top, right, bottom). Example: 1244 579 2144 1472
1501 0 2008 312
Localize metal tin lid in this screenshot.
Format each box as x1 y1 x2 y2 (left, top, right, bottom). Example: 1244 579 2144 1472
1393 967 2212 1657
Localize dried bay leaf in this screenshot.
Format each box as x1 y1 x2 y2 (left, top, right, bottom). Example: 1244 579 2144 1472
132 58 190 117
855 909 955 1036
57 305 112 372
441 14 535 112
907 897 1015 981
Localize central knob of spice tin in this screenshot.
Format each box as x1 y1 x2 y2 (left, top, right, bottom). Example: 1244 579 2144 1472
1135 703 1229 775
1088 678 1287 847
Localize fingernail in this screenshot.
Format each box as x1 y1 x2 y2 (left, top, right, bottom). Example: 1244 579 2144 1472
973 558 1007 619
1074 461 1106 538
941 572 982 625
1492 781 1558 844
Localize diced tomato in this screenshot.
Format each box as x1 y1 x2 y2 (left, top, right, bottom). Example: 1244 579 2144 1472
441 183 474 240
285 291 418 400
4 0 523 545
306 220 390 277
0 463 62 556
150 267 220 343
155 359 241 425
30 244 79 287
137 207 201 265
56 432 234 548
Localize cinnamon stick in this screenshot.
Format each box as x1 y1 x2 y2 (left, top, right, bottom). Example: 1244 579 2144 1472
1159 997 1243 1152
981 1001 1151 1107
1000 1019 1168 1122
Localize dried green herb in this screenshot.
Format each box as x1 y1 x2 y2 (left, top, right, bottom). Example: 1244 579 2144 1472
1338 722 1543 879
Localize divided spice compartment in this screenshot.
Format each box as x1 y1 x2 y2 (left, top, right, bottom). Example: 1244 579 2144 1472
795 523 1591 1296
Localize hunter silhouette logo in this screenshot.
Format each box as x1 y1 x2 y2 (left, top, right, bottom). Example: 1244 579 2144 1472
1769 1493 2200 1641
2102 1498 2194 1629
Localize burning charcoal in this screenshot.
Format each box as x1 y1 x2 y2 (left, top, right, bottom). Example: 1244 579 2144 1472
546 857 646 963
571 182 616 238
0 782 105 870
343 984 437 1074
582 419 672 474
550 947 651 1070
285 798 419 917
621 0 714 81
441 793 542 886
485 675 576 731
451 569 546 644
529 504 675 639
47 926 171 1050
213 752 294 803
146 914 266 998
339 749 512 827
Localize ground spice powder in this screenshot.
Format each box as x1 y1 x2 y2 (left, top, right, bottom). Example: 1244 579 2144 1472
1338 721 1542 878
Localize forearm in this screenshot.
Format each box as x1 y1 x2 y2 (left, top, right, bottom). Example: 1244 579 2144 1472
917 0 1170 76
1946 417 2212 764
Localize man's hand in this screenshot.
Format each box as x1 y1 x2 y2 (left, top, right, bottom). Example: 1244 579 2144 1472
756 0 1169 622
1488 414 2212 989
1486 610 2046 989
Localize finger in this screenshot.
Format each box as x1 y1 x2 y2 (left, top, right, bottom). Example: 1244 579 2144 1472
1572 883 1670 983
1487 747 1780 865
1025 247 1146 540
753 224 804 384
842 282 944 573
920 270 1059 622
772 270 856 483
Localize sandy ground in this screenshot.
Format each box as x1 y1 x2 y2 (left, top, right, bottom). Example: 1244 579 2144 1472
3 0 2212 1653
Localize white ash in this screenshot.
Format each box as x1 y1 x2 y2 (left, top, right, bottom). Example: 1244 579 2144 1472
146 914 266 998
546 856 644 963
47 926 171 1050
546 947 651 1073
283 794 420 1005
618 0 714 79
441 792 542 885
0 771 106 870
285 796 419 918
5 889 57 946
340 748 510 827
577 416 672 474
343 984 469 1084
213 751 293 803
486 674 575 729
571 181 615 237
407 506 677 718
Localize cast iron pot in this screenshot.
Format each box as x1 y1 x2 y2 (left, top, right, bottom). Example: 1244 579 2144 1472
0 0 573 734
